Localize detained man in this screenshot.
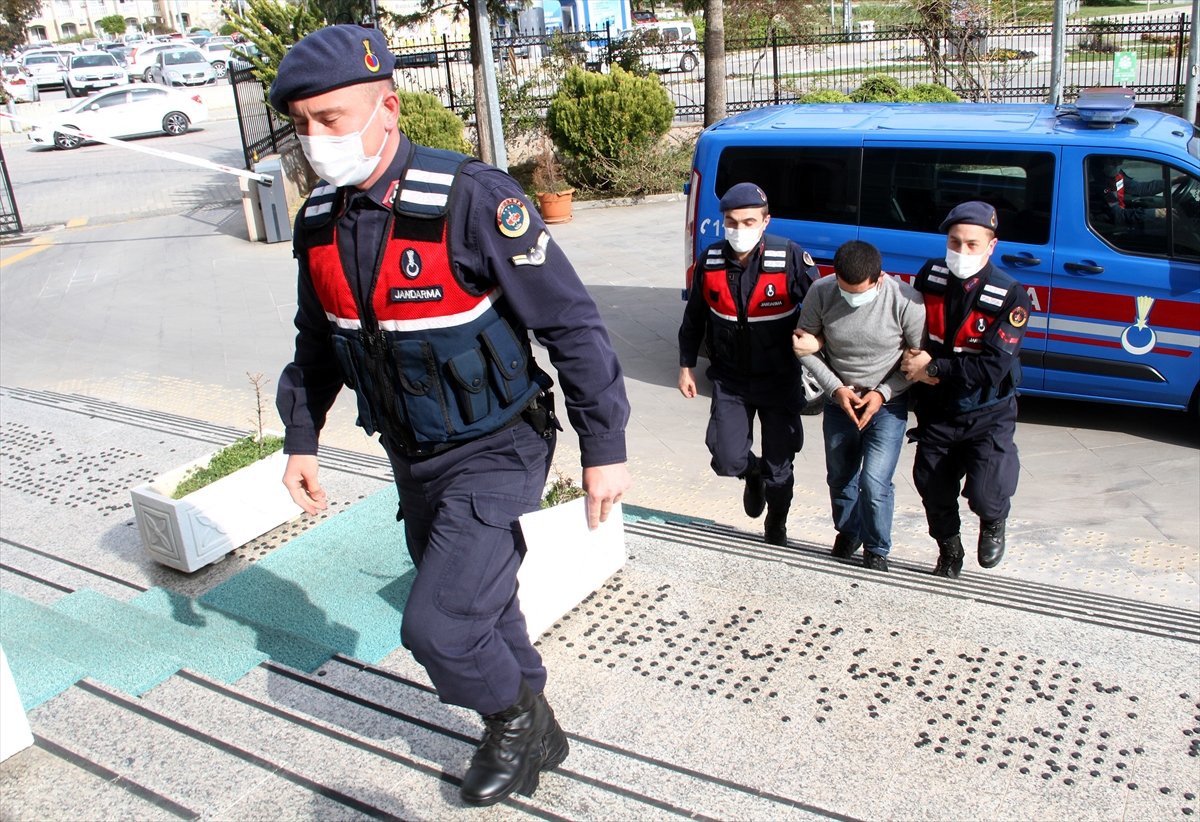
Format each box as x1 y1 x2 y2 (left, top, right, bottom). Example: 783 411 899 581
793 241 926 571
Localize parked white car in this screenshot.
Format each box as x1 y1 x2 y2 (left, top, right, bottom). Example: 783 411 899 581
199 42 234 79
2 62 40 103
27 85 209 150
19 53 67 90
126 42 190 82
64 52 128 98
147 48 216 87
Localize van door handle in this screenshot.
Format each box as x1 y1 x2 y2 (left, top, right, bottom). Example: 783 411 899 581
1063 261 1105 274
1001 254 1041 266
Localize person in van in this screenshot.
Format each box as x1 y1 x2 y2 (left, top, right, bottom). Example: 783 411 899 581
899 202 1032 579
678 183 818 546
1091 156 1168 229
793 240 926 573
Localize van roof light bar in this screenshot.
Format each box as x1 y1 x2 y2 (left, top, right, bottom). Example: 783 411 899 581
1066 87 1137 129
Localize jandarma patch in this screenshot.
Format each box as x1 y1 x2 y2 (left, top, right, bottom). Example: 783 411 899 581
390 286 443 303
497 198 529 238
1008 307 1028 328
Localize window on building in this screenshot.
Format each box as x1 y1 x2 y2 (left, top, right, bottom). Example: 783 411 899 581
61 22 78 37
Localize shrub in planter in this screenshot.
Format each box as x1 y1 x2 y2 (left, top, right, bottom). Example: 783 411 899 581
395 91 471 153
546 65 674 161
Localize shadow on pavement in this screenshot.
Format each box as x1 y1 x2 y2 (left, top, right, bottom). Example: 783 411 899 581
1017 394 1200 449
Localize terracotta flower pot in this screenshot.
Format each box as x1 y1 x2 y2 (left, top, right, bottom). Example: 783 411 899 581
537 189 574 225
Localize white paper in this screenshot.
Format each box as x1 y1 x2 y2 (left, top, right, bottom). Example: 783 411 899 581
0 645 34 762
517 499 626 642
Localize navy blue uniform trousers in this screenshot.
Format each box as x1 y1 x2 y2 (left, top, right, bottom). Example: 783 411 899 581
386 420 554 716
705 366 804 488
911 396 1020 540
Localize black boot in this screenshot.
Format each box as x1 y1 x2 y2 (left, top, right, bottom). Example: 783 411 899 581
862 550 889 572
742 460 766 518
978 519 1006 569
932 535 965 579
461 680 564 806
831 532 862 559
763 483 791 546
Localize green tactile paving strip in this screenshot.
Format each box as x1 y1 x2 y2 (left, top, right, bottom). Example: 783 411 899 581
130 588 338 673
622 503 714 527
1 639 86 711
0 590 183 699
197 485 415 665
54 589 268 684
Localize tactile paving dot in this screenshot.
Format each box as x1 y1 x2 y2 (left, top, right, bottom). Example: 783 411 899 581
543 576 1199 805
0 422 150 515
230 501 343 562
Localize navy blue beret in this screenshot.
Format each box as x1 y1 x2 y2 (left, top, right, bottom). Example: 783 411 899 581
719 182 768 212
270 26 396 112
940 201 998 233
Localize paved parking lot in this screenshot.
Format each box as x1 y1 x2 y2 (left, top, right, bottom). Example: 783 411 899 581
0 137 1196 606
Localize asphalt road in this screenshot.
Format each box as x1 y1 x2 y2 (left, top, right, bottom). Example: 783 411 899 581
3 117 244 230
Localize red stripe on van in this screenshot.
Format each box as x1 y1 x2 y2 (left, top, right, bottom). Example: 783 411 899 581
1053 288 1200 332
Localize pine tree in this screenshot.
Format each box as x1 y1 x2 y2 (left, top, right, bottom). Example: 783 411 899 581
226 0 326 90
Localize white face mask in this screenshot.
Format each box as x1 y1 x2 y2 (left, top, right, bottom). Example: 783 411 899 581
298 94 387 188
839 283 879 308
725 226 763 255
945 247 987 280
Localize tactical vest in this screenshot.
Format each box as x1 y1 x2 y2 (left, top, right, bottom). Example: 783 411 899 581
700 235 800 377
918 261 1022 415
298 145 547 457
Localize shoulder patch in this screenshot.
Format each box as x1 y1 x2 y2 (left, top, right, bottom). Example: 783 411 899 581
803 251 814 267
497 198 530 238
1008 306 1029 328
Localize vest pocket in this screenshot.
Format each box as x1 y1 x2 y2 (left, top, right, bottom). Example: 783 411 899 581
479 318 531 406
331 334 377 436
447 347 490 425
390 339 453 441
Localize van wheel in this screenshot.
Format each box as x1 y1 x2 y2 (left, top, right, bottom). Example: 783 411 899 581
163 112 189 135
54 128 81 150
800 366 825 415
679 52 698 72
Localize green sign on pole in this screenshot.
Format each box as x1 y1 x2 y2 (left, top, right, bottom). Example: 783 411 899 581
1113 51 1137 86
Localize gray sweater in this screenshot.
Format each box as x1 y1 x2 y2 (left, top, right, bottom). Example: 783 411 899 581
798 274 927 402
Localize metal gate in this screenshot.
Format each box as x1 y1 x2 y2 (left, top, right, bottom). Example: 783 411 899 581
230 65 297 170
0 141 22 236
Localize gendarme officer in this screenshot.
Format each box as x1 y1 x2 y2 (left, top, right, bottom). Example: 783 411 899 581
271 26 631 807
901 201 1030 578
678 183 817 545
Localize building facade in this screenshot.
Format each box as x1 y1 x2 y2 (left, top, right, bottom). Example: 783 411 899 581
24 0 225 43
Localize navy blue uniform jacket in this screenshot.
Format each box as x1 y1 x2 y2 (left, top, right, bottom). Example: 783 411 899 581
277 134 630 468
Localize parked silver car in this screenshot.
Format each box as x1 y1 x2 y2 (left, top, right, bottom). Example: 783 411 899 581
147 48 216 88
19 53 66 91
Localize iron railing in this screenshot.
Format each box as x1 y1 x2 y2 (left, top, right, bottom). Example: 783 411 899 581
230 64 297 170
386 14 1192 123
0 142 22 236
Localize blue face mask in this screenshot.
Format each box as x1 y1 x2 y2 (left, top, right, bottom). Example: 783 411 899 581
839 283 879 308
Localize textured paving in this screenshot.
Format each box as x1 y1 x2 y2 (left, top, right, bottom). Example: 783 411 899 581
1 391 1197 821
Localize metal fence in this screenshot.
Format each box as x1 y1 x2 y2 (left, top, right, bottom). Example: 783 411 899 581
231 64 297 170
387 14 1193 125
0 142 22 236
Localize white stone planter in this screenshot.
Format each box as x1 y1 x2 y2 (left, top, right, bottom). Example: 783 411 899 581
130 448 303 573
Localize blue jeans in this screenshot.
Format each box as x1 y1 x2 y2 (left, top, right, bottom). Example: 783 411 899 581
824 397 909 557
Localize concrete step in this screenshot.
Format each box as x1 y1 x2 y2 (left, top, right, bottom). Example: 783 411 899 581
25 677 382 821
136 667 556 821
0 590 182 698
0 737 190 822
52 589 266 685
243 656 828 821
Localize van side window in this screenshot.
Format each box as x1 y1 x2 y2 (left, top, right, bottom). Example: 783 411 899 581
860 148 1055 245
716 146 860 225
1169 171 1200 260
1084 155 1173 258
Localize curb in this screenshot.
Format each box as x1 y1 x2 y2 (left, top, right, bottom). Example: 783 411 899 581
571 191 686 211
